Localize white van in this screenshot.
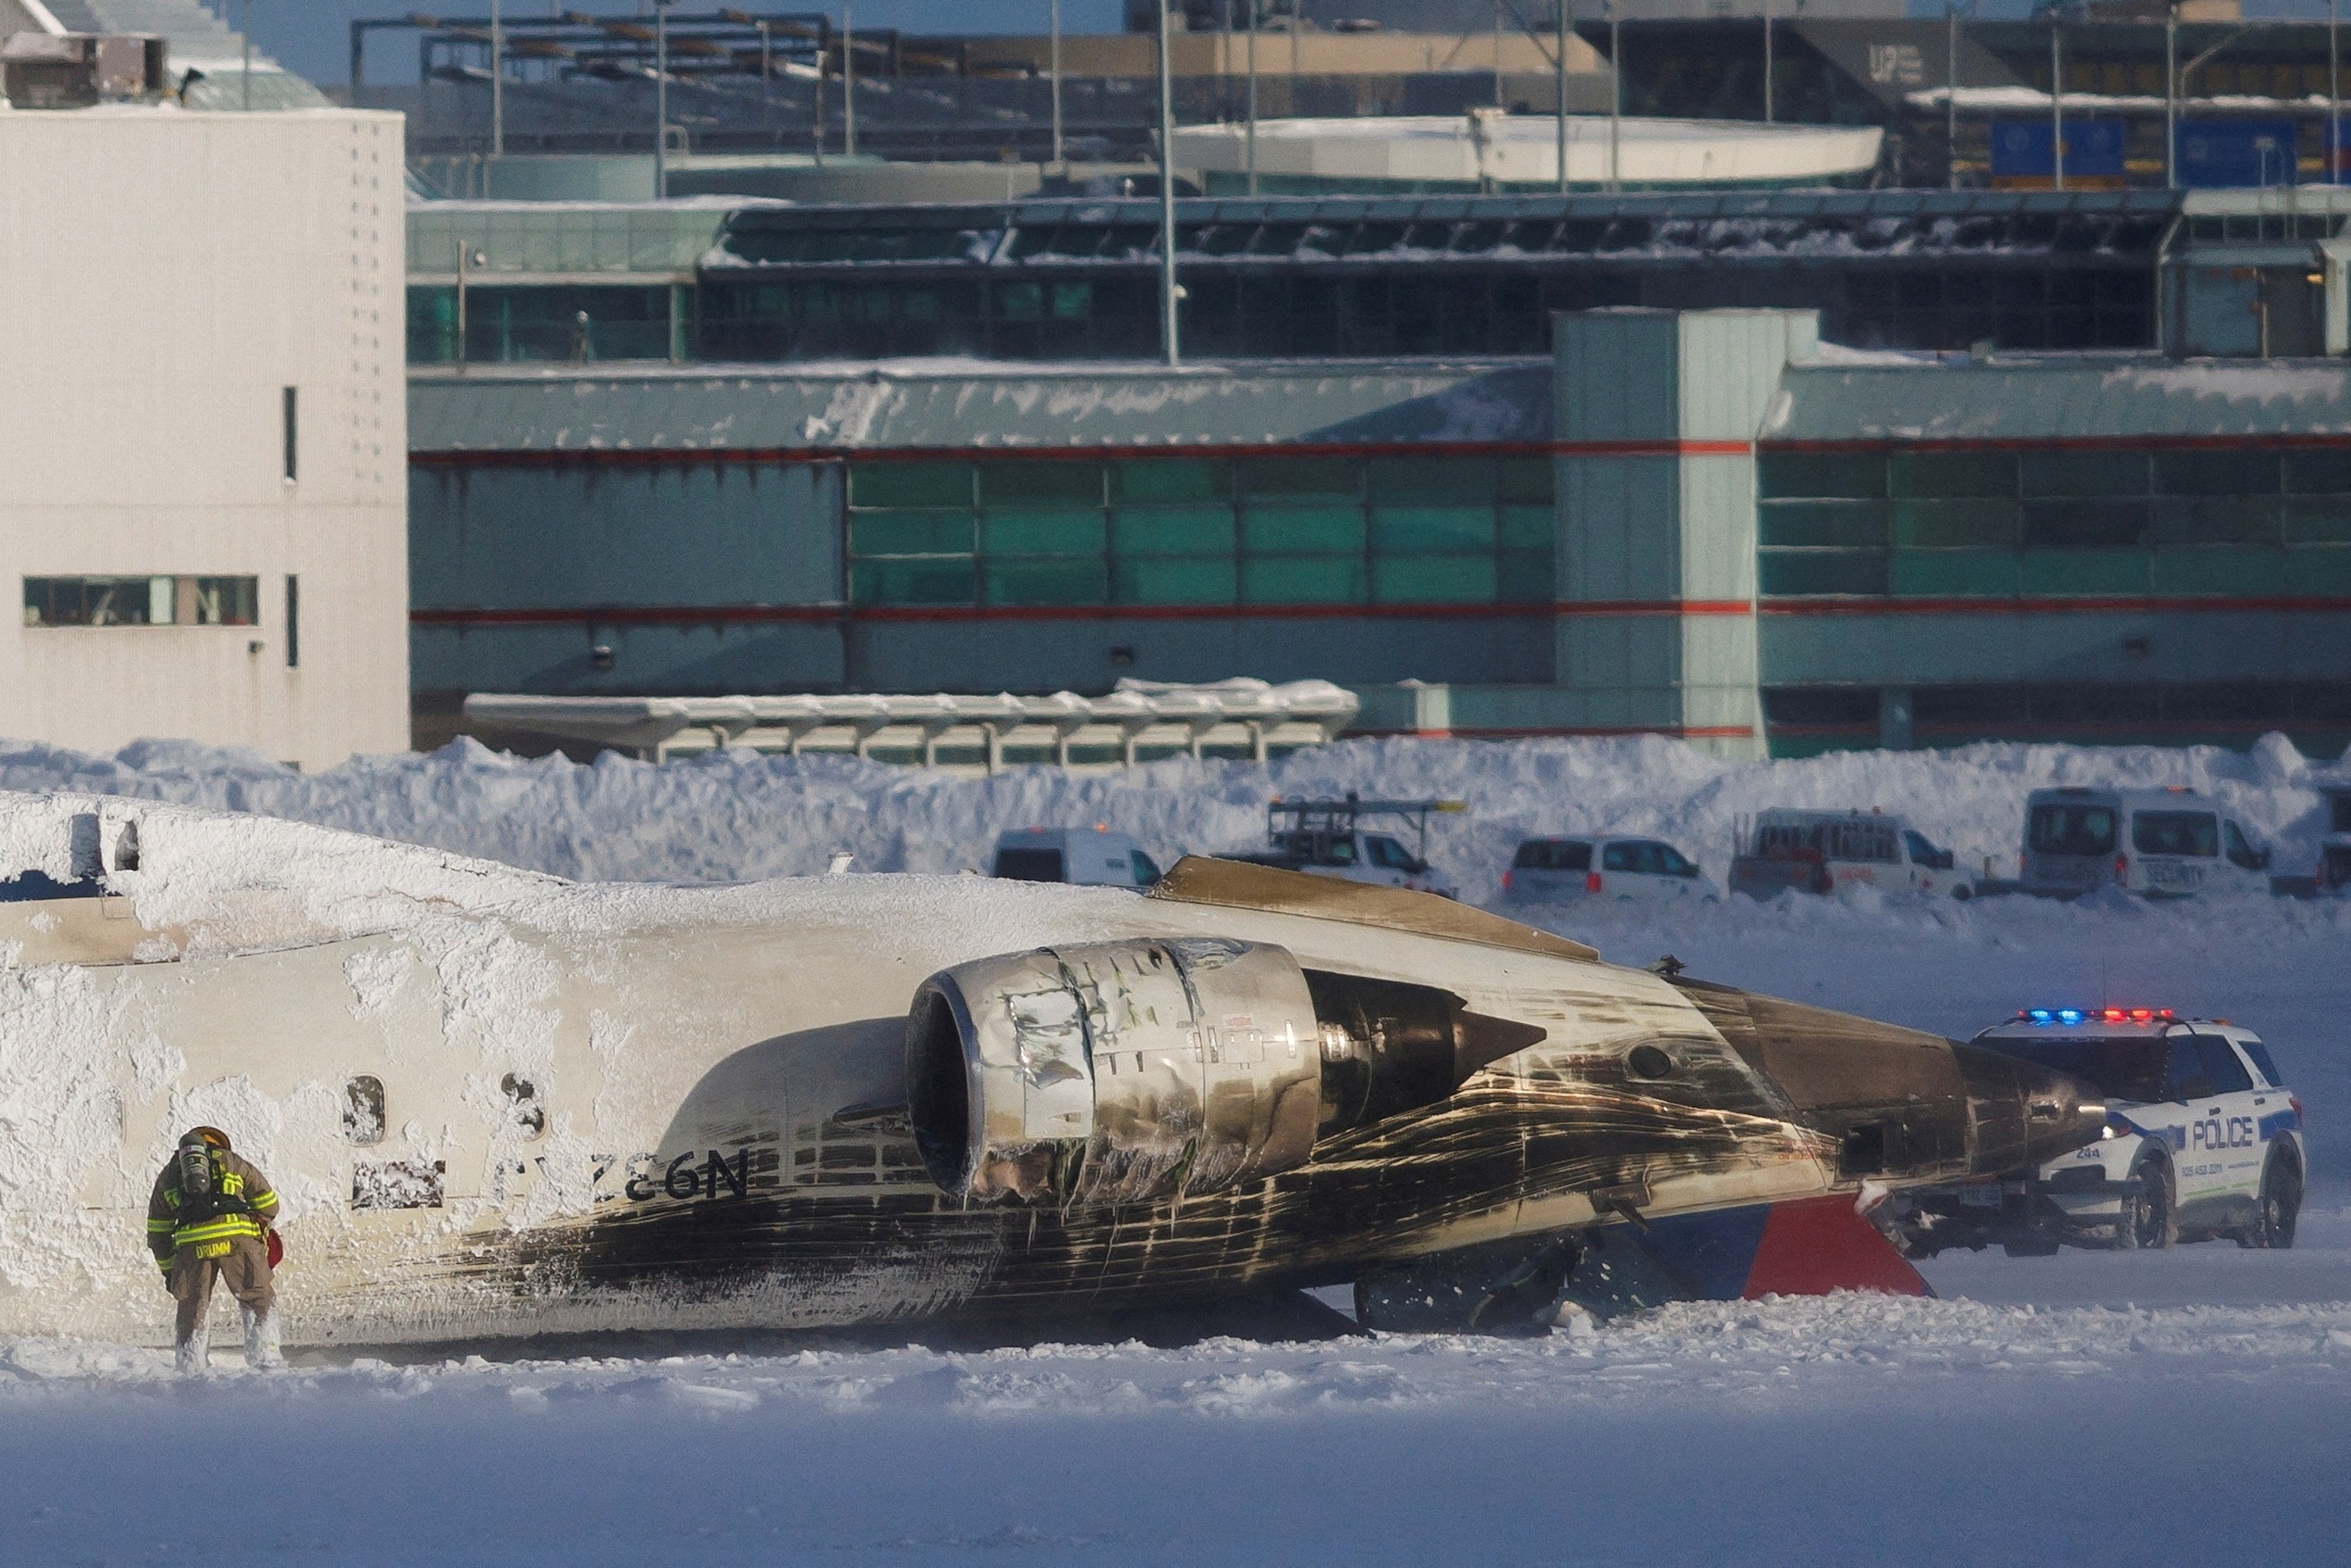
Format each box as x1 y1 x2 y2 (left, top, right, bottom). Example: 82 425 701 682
1728 810 1958 901
1502 836 1712 904
990 826 1162 888
2020 787 2269 898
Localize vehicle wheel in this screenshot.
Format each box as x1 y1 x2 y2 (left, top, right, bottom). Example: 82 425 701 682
2239 1149 2303 1250
2113 1156 2177 1251
2002 1238 2059 1257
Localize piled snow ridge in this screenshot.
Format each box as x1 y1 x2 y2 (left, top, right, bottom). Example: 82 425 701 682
1 728 2344 892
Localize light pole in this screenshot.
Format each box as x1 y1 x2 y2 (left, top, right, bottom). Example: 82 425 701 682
2049 15 2063 193
1946 1 1959 191
2332 0 2342 185
2165 1 2178 189
1557 0 1570 194
843 1 856 158
1762 0 1774 125
654 0 669 198
1051 0 1065 171
490 0 503 159
1247 0 1260 196
240 0 251 111
1158 0 1181 368
1607 1 1621 193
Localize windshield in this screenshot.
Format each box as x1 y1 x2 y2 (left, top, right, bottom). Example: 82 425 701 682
2133 810 2219 858
1978 1035 2167 1104
2029 803 2116 858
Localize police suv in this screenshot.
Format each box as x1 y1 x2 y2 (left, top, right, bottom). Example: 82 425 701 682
1894 1008 2305 1257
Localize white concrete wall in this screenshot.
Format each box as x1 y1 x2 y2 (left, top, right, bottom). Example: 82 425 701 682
0 106 407 768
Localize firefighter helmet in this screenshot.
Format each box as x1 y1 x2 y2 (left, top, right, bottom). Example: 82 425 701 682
178 1126 231 1152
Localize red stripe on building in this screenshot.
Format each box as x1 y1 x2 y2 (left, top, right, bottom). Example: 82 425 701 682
1764 433 2351 455
1759 595 2351 615
407 437 1750 471
1557 599 1753 616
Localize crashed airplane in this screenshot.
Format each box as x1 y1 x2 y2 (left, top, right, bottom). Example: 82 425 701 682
0 796 2108 1346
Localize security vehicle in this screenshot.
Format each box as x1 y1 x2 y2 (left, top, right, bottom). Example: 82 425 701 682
2019 786 2271 899
1502 836 1714 904
990 826 1162 888
1224 794 1460 898
1893 1007 2305 1257
1727 809 1958 901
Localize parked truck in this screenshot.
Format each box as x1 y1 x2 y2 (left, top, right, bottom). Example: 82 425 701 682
1728 809 1958 901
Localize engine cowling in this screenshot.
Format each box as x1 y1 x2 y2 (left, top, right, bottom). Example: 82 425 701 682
906 939 1549 1206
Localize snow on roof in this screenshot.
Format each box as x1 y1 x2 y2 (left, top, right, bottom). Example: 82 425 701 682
1766 356 2351 442
409 359 1551 453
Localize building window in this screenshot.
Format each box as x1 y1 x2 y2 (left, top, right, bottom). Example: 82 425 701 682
846 455 1553 611
23 575 259 628
282 386 298 483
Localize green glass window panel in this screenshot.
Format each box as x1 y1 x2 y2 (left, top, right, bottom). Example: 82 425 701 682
1374 554 1494 603
1110 505 1235 556
849 510 973 556
2022 499 2149 549
2149 548 2289 596
849 463 970 509
1757 452 1884 500
1498 458 1554 504
1497 547 1555 603
2021 450 2149 497
2282 545 2351 592
1758 501 1887 548
1241 555 1369 605
1890 451 2017 499
899 288 943 324
1241 504 1365 554
1757 549 1888 596
978 461 1103 507
1498 504 1552 549
2284 450 2351 494
1365 457 1495 505
2150 496 2280 546
1050 281 1091 320
1890 549 2018 597
851 559 976 605
1235 456 1358 502
1894 498 2017 549
1112 458 1231 504
2154 449 2279 497
983 559 1108 606
1114 557 1237 605
2019 549 2150 596
997 281 1042 319
980 509 1107 557
2286 496 2351 543
1370 506 1494 554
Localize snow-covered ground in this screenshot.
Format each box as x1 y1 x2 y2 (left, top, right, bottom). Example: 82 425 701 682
1 732 2346 1564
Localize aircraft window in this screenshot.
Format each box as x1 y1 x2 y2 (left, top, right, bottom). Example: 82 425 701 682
342 1075 386 1145
351 1159 445 1209
2190 1035 2253 1095
1601 842 1642 873
2133 810 2218 858
994 847 1065 882
501 1073 546 1139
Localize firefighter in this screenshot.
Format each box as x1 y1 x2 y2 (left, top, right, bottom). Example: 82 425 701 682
147 1126 282 1373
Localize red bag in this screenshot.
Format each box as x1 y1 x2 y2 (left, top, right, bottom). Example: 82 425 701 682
265 1229 284 1270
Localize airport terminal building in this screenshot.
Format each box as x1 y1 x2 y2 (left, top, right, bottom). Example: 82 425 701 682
412 301 2351 761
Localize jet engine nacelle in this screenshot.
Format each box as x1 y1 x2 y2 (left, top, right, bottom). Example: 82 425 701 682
907 938 1325 1205
906 937 1551 1206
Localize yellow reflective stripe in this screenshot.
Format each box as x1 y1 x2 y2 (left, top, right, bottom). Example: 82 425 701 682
249 1189 277 1210
172 1218 264 1245
145 1218 176 1232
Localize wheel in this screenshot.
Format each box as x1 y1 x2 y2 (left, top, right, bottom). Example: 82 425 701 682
2239 1148 2303 1250
2002 1238 2059 1257
2113 1155 2177 1251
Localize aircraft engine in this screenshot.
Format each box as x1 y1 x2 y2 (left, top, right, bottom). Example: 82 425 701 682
905 939 1545 1205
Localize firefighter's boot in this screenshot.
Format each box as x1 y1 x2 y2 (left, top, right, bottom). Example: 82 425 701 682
242 1304 283 1370
176 1317 210 1376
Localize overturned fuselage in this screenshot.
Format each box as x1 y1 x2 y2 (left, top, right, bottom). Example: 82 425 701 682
0 798 2104 1347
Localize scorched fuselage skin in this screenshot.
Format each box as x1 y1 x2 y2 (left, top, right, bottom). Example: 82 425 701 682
0 841 2106 1346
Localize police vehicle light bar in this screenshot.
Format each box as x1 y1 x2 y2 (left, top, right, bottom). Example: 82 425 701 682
2020 1007 2175 1025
